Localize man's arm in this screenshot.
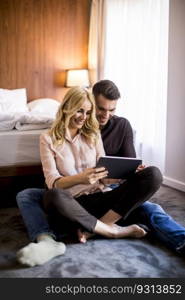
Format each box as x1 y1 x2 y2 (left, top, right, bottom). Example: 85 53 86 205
119 121 136 158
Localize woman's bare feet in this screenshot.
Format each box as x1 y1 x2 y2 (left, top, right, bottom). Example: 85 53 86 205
94 220 147 239
77 229 95 243
78 223 147 243
111 224 147 238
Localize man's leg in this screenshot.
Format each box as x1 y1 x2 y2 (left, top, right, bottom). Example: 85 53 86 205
124 202 185 255
76 166 162 242
103 166 163 219
16 188 66 267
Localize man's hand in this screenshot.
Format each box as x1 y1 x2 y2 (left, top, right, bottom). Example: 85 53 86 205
79 167 108 185
136 164 146 172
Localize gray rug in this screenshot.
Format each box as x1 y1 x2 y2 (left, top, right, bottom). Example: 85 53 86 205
0 185 185 278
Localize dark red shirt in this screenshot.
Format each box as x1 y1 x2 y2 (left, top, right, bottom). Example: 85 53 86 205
101 115 136 158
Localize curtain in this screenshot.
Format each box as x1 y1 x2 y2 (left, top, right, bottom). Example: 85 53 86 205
88 0 106 85
103 0 169 172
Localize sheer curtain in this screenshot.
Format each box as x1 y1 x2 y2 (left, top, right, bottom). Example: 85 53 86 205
88 0 106 85
103 0 169 172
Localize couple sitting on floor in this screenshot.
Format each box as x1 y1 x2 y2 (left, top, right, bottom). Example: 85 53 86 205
16 80 185 267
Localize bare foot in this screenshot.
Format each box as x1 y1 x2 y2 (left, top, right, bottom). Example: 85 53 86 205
112 224 147 238
77 229 95 243
77 224 146 243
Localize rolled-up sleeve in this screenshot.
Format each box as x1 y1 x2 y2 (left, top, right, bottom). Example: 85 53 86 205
40 133 62 189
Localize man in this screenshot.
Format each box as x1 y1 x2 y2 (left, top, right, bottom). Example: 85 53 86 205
16 80 185 267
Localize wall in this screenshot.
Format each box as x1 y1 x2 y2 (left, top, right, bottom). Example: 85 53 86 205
164 0 185 192
0 0 91 101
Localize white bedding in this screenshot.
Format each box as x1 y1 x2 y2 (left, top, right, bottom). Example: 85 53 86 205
14 112 54 131
0 89 60 131
0 113 17 131
0 129 44 167
0 112 54 131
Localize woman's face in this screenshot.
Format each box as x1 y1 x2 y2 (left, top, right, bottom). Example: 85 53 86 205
69 99 92 130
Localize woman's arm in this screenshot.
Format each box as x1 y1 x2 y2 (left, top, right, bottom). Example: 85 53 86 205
55 167 108 189
40 133 108 189
40 133 62 189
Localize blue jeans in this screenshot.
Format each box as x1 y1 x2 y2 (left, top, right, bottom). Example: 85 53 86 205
123 202 185 254
16 188 185 255
16 188 56 241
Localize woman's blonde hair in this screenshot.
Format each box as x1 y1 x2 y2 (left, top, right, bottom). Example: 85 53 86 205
49 87 99 146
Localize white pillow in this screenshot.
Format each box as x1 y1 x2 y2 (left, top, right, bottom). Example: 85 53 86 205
28 98 60 116
0 88 28 113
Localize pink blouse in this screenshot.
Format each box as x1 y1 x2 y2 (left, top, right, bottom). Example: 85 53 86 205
40 129 105 197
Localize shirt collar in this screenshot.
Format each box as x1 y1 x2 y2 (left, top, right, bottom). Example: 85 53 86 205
65 128 80 143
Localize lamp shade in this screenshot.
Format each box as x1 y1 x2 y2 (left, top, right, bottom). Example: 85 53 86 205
66 69 90 87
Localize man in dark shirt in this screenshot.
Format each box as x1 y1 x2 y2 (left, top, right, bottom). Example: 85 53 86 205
101 115 135 157
16 80 185 266
93 80 185 252
93 80 136 157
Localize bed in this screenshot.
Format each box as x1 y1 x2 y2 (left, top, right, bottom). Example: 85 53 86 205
0 90 61 170
0 128 44 183
0 129 45 207
0 89 62 206
0 129 43 168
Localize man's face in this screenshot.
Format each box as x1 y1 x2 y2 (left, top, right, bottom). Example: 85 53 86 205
95 94 118 127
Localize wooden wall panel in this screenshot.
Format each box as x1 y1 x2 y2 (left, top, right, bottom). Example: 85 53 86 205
0 0 91 101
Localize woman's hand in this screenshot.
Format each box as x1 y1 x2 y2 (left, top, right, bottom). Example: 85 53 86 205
79 167 108 185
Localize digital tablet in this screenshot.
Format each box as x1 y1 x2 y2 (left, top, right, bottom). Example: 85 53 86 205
96 156 142 179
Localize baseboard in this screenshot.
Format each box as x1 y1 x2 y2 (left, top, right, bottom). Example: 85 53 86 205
163 176 185 192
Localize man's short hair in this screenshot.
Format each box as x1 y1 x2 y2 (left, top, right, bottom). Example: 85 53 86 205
92 80 121 100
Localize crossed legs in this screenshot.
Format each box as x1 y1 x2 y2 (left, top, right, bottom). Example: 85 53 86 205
16 166 163 266
44 167 162 242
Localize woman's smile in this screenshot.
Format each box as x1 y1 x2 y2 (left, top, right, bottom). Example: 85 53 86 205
69 99 92 130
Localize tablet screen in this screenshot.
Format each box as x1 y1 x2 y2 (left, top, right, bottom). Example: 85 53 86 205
96 156 142 179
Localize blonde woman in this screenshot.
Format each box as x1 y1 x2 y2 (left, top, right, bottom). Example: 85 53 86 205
40 87 148 242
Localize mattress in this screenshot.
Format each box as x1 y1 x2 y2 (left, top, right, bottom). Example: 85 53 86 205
0 129 45 167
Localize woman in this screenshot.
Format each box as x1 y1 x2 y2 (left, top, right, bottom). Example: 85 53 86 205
40 87 147 243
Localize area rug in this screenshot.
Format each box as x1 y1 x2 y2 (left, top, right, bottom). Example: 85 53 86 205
0 185 185 278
